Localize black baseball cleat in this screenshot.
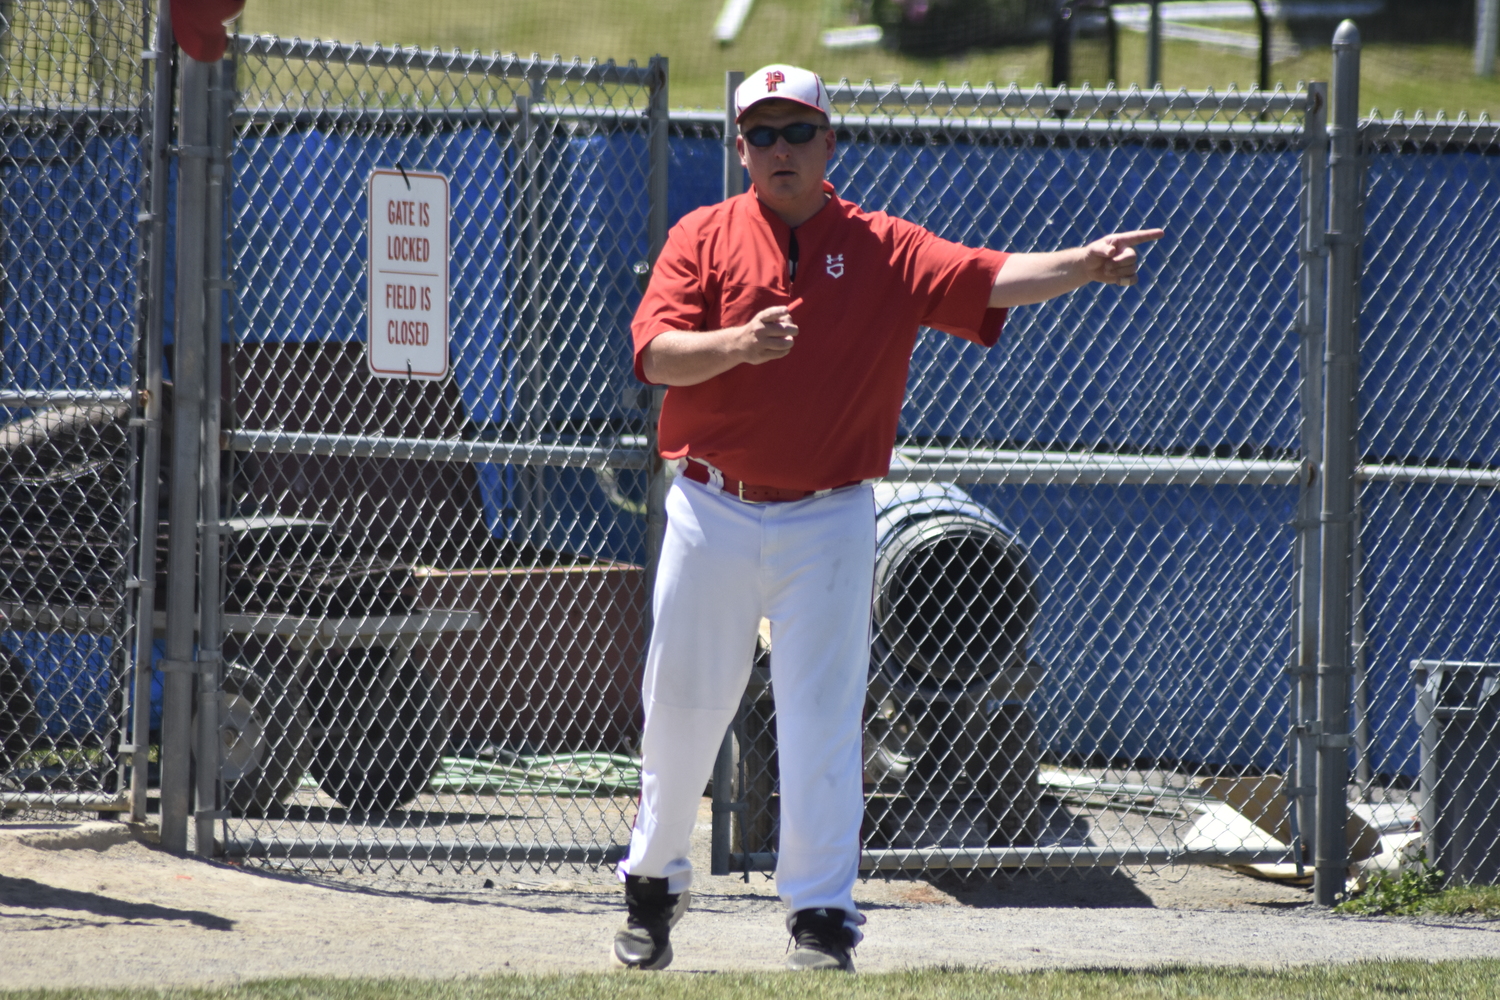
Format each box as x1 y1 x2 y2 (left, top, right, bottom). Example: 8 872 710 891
785 907 857 972
613 874 690 970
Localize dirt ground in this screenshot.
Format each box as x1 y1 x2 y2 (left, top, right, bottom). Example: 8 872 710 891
2 806 1499 989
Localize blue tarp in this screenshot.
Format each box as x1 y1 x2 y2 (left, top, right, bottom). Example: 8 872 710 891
15 122 1500 773
0 134 139 399
224 134 1308 455
212 130 1500 771
842 141 1301 451
1361 150 1500 467
1 632 119 740
1352 149 1500 776
1 132 139 746
972 483 1297 771
1357 482 1500 777
233 129 509 358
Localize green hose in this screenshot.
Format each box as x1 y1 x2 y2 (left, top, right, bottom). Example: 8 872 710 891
295 752 643 797
425 752 641 796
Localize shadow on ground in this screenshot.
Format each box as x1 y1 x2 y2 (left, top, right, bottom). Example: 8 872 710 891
930 867 1163 908
0 874 235 930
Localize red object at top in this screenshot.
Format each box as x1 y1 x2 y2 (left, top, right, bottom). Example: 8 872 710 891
631 183 1009 492
173 0 246 63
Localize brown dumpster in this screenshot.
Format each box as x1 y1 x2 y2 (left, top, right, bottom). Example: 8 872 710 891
414 563 646 754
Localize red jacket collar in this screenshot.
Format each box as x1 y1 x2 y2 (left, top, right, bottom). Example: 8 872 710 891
747 180 841 238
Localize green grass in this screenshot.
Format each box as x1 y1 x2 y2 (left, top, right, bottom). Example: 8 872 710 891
1335 862 1448 916
1428 884 1500 918
0 2 141 106
1113 32 1500 118
235 1 1500 116
8 747 110 768
1336 862 1500 919
7 965 1500 1000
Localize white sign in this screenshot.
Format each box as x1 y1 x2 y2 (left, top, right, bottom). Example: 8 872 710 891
366 169 449 380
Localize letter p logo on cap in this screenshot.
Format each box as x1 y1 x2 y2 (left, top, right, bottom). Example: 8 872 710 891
736 64 833 122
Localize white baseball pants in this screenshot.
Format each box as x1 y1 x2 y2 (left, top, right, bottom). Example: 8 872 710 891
618 475 876 918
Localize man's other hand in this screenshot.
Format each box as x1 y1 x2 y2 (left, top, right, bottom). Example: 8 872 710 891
735 305 799 365
640 303 802 386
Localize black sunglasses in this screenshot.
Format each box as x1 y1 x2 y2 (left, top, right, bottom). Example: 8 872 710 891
742 123 828 148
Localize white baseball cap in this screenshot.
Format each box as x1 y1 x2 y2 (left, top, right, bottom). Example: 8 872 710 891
735 64 833 122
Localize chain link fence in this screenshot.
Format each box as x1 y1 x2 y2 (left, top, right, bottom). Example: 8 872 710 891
4 9 1496 897
213 36 663 867
0 1 152 817
202 42 1332 878
672 82 1327 877
1356 115 1500 887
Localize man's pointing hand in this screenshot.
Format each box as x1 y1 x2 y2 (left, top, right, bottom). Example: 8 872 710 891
988 228 1165 308
1082 228 1165 287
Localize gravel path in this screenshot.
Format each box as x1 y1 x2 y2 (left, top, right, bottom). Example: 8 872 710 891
2 811 1498 989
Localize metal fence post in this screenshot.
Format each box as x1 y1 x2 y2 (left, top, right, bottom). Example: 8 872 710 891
1049 5 1072 87
1147 0 1162 86
160 53 211 854
721 71 744 203
643 55 669 634
1288 79 1327 878
1477 0 1499 77
710 69 745 877
192 54 233 858
129 1 173 826
1314 20 1363 907
1252 1 1271 93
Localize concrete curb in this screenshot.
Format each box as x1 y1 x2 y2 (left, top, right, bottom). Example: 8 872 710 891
0 819 159 851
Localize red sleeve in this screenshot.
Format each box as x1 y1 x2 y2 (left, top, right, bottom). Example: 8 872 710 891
630 220 707 385
908 228 1010 348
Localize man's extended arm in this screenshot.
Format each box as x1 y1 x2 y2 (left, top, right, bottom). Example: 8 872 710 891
989 229 1164 308
640 305 799 387
643 229 1164 386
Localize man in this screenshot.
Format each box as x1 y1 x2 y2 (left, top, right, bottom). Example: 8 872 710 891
615 64 1162 973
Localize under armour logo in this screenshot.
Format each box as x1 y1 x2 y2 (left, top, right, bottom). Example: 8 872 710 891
826 253 844 278
765 70 785 92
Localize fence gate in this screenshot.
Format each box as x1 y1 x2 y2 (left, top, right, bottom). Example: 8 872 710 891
0 1 155 820
216 37 666 867
674 81 1332 879
161 20 1439 893
210 36 1342 875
